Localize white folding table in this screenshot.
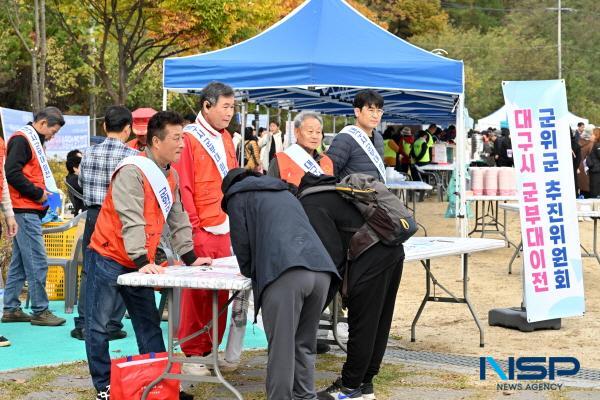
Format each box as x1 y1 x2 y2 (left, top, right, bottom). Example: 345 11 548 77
117 257 251 400
465 194 519 248
499 202 600 274
419 163 454 200
403 237 504 348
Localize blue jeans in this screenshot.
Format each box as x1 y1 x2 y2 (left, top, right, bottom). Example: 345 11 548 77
73 207 126 332
3 213 49 314
85 250 165 391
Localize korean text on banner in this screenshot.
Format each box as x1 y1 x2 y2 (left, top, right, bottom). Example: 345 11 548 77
0 107 90 159
502 79 585 323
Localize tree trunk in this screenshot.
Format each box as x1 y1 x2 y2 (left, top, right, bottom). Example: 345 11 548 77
38 0 47 109
31 0 41 112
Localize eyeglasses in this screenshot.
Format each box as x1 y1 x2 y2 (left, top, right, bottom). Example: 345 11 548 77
366 108 384 116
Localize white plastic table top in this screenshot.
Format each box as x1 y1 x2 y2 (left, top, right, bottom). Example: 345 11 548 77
465 195 519 202
117 256 251 290
499 202 600 218
420 164 455 171
404 237 504 262
386 181 433 190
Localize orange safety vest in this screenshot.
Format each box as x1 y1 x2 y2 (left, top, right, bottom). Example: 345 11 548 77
275 152 334 186
127 137 145 152
90 158 177 268
186 129 238 228
7 131 46 211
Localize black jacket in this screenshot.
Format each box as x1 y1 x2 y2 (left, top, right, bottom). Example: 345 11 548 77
298 174 405 295
326 129 385 181
223 175 339 315
4 124 47 215
494 135 514 167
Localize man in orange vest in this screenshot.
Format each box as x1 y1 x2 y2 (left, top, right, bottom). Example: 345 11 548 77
171 81 239 372
84 111 211 399
268 111 333 186
2 107 66 327
126 107 157 152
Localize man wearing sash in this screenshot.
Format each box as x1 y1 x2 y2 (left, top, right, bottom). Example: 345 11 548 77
2 107 66 327
171 82 241 371
326 90 386 182
85 111 211 399
268 111 333 186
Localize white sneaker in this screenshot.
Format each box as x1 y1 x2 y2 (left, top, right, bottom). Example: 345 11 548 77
182 362 211 377
216 355 239 372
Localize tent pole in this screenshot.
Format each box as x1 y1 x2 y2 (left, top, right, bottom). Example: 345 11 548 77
456 93 468 238
162 89 168 111
333 116 336 133
240 101 247 168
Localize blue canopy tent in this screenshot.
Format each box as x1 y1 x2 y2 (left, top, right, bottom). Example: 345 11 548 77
162 0 470 234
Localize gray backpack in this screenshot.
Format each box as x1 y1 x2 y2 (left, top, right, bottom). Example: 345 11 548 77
299 173 417 261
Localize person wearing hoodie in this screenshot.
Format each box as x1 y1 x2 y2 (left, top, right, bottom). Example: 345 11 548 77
221 169 340 400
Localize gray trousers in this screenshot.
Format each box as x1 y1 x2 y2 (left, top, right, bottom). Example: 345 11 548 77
261 268 331 400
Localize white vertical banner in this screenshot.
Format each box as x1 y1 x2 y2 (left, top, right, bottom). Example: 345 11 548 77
503 80 585 322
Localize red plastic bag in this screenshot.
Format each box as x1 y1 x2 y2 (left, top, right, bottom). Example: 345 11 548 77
110 352 181 400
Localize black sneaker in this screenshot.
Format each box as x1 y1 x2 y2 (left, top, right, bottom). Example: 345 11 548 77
317 378 363 399
96 384 110 399
317 342 331 354
108 330 127 341
0 336 10 347
360 382 376 400
1 307 32 323
70 327 85 340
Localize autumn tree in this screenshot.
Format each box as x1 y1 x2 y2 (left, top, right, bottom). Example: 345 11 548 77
3 0 48 112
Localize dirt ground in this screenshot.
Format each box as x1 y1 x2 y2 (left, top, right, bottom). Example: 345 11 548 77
391 197 600 369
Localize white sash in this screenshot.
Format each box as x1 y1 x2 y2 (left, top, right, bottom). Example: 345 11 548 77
340 125 387 182
283 144 324 175
114 156 173 221
19 125 59 192
184 113 229 179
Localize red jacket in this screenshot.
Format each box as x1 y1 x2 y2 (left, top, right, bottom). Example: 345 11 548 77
172 129 238 234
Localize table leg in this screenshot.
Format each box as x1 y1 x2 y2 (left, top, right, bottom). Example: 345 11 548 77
462 255 484 347
594 218 600 265
331 296 347 353
211 290 243 399
469 201 481 236
412 190 428 236
508 241 523 275
411 259 431 342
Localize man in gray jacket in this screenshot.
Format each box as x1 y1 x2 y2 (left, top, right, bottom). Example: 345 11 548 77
84 111 211 399
326 90 385 181
222 169 340 400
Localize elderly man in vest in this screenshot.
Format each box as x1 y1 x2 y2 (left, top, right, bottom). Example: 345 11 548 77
85 111 211 399
171 81 242 373
268 111 333 186
326 90 386 182
2 107 66 327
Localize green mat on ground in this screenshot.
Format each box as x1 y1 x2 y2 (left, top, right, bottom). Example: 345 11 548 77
0 299 267 371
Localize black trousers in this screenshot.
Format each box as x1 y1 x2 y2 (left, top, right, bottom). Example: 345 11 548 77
341 259 404 388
